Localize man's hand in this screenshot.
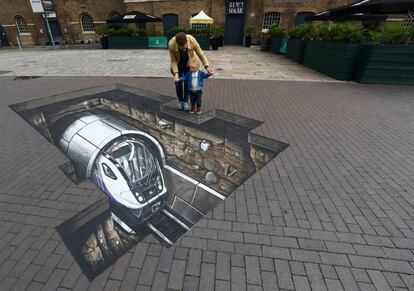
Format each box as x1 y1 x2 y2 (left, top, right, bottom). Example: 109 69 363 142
207 67 215 75
174 73 179 83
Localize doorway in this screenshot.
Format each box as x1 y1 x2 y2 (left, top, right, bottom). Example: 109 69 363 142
224 14 244 44
163 14 178 36
295 12 315 26
0 25 8 46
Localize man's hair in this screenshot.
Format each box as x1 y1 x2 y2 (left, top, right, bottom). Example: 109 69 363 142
175 32 187 46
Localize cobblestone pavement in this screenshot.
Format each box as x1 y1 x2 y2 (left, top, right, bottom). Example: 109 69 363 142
1 76 414 291
0 46 332 81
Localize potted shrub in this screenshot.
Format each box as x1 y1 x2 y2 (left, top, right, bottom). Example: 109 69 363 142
260 31 270 51
245 26 255 47
268 25 286 54
303 23 364 80
356 24 414 84
211 25 224 47
107 26 149 49
285 24 314 64
211 25 224 50
96 25 115 49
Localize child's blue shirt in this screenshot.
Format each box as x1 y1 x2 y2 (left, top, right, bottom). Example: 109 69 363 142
179 70 211 90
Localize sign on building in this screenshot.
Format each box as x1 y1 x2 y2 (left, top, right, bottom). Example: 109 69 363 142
226 0 245 15
29 0 54 13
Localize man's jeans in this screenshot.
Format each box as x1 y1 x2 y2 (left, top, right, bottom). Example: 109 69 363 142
175 70 189 102
190 90 202 108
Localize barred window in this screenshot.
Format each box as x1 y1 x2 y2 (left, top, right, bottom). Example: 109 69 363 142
15 16 29 34
403 11 414 27
263 12 281 30
81 14 95 32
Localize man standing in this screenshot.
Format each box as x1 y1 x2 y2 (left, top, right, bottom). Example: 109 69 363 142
168 32 214 110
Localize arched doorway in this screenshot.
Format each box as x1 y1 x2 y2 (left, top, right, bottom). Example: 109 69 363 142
295 12 315 26
163 14 178 36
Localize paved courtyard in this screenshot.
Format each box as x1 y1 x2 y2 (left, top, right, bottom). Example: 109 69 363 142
0 75 414 291
0 46 332 81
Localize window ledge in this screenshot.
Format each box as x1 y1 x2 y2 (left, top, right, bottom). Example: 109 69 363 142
82 31 96 34
19 33 31 36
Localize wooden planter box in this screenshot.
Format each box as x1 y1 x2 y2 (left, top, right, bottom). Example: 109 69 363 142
269 37 283 54
355 44 414 85
107 36 148 49
195 36 210 50
303 41 363 80
285 39 307 64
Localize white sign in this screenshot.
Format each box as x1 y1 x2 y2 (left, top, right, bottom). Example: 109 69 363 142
30 0 45 13
123 15 136 19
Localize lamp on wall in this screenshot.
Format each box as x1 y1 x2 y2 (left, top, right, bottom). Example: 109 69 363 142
63 27 68 34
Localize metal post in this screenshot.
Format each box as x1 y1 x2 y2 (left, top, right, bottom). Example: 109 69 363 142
43 12 56 48
16 36 23 55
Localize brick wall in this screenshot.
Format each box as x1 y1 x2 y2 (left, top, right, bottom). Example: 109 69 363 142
52 0 125 43
0 0 352 46
0 0 46 45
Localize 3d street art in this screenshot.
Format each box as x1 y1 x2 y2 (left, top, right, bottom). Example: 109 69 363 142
10 84 288 279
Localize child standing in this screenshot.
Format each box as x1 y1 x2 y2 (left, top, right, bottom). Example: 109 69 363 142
177 59 213 114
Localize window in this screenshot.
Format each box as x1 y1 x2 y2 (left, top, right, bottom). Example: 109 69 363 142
81 14 95 32
15 16 29 34
263 12 281 30
403 11 414 27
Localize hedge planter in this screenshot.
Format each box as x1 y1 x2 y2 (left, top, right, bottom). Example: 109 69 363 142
107 36 148 49
269 37 283 54
303 41 363 80
355 45 414 85
285 39 307 64
196 36 210 50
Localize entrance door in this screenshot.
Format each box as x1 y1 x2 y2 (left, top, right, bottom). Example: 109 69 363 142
163 14 178 36
47 18 63 44
0 25 8 46
224 15 244 44
295 12 315 26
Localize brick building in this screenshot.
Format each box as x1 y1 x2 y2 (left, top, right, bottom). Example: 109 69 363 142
0 0 353 46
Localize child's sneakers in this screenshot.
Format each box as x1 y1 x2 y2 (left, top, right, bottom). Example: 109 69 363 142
189 106 196 114
195 108 202 115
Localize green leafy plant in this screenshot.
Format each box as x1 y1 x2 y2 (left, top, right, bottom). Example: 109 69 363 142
370 24 413 45
310 23 363 43
288 24 315 40
268 24 286 38
109 27 131 37
211 24 224 37
96 25 115 37
245 26 255 37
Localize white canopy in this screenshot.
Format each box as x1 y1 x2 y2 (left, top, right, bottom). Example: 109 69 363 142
190 10 214 24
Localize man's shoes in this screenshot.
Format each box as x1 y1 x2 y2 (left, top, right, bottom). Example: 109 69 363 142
195 108 202 115
183 102 190 111
189 106 196 114
177 101 183 110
